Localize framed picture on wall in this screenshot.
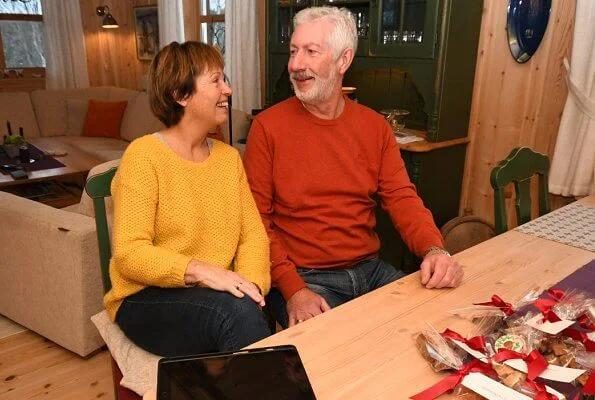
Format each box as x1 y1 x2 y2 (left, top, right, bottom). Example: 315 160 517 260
134 6 159 61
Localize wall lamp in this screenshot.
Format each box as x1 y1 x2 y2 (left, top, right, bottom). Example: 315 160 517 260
96 6 119 29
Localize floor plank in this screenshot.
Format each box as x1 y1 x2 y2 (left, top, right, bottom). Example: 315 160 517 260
0 330 114 400
0 316 26 340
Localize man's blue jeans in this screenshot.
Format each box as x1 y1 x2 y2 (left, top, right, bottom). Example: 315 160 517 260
116 286 271 357
267 257 406 328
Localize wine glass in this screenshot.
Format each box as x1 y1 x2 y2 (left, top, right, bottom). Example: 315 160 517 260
380 109 410 137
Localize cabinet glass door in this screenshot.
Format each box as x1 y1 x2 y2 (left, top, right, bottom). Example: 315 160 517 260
370 0 438 58
317 0 371 56
270 0 313 52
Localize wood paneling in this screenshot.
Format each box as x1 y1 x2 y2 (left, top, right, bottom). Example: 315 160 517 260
460 0 576 228
83 1 267 99
81 0 155 90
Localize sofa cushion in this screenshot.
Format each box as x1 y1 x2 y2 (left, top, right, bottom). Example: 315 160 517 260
0 91 41 138
82 100 128 139
67 99 88 136
49 136 128 162
120 92 163 142
31 87 138 137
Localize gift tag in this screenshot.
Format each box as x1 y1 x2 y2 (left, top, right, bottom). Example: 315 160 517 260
461 373 566 400
503 358 585 383
525 314 575 334
461 372 532 400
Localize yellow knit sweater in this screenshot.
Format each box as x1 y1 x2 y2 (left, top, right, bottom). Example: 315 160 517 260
104 134 270 321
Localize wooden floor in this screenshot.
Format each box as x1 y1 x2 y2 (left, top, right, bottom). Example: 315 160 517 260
0 317 26 341
0 331 114 400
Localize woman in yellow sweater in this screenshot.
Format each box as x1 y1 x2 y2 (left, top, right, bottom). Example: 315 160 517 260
105 41 271 356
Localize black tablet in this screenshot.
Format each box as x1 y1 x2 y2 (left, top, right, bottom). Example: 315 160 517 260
157 345 316 400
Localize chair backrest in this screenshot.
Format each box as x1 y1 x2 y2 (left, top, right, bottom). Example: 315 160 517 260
490 147 550 234
85 167 118 294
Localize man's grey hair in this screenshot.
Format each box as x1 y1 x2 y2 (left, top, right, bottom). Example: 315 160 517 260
293 6 358 60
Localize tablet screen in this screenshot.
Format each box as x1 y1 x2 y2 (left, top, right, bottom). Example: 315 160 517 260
157 345 316 400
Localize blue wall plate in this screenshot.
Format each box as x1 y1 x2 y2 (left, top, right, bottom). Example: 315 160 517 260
507 0 552 63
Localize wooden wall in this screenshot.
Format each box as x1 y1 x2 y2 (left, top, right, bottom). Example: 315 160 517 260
81 0 267 98
460 0 576 229
81 0 155 90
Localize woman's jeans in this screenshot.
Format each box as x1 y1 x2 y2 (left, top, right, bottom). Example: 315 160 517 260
267 257 407 328
116 286 271 357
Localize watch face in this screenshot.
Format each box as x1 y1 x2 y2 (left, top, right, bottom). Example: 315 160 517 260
507 0 552 63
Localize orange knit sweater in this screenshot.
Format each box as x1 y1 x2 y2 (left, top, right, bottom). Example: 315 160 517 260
244 97 443 300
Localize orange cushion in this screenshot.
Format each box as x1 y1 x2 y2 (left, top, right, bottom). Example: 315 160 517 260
82 99 128 139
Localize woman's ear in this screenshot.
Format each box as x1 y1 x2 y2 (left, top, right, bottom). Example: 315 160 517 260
173 91 188 107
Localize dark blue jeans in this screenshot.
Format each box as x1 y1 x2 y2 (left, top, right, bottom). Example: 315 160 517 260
116 286 271 357
268 257 406 328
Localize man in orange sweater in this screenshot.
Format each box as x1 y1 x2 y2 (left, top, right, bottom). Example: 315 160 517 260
244 6 463 328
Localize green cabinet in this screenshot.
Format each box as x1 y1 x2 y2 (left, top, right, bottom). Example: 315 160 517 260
265 0 483 270
267 0 482 142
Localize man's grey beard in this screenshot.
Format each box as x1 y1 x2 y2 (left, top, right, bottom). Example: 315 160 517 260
291 68 339 105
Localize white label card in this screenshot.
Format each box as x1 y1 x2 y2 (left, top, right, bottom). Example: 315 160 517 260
461 373 532 400
525 314 575 335
461 373 566 400
504 359 585 383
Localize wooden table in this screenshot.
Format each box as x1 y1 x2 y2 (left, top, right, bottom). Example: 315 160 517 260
143 196 595 400
250 195 595 399
0 137 103 188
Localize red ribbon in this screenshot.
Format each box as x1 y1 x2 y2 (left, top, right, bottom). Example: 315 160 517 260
409 360 496 400
547 288 566 301
573 372 595 400
473 295 515 316
533 289 566 323
577 313 595 331
494 349 549 381
440 329 487 353
534 289 595 329
534 297 562 323
582 372 595 395
561 328 595 352
524 380 559 400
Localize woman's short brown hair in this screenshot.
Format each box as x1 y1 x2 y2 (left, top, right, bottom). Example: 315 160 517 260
148 41 224 127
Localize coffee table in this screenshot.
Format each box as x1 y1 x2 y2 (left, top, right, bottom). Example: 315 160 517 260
0 137 105 207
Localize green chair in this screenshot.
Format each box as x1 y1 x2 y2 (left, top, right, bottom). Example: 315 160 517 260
86 166 142 400
85 166 118 293
490 147 550 234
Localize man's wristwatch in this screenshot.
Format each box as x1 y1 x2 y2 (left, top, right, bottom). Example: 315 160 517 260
424 246 451 257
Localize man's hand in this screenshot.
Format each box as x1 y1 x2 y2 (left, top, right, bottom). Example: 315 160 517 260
286 288 330 327
420 252 463 289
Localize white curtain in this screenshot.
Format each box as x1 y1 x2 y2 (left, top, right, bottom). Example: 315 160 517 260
549 0 595 196
158 0 185 48
225 0 261 114
41 0 89 89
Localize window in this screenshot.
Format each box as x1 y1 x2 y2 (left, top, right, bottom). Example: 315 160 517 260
199 0 225 55
0 0 44 76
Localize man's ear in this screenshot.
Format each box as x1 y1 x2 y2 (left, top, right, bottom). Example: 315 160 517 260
337 47 355 75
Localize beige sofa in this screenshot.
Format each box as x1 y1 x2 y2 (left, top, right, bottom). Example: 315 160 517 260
0 86 250 356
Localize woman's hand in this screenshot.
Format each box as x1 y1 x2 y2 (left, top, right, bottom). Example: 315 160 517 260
185 260 265 306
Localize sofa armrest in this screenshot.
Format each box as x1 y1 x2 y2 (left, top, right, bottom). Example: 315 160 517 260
0 192 105 356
